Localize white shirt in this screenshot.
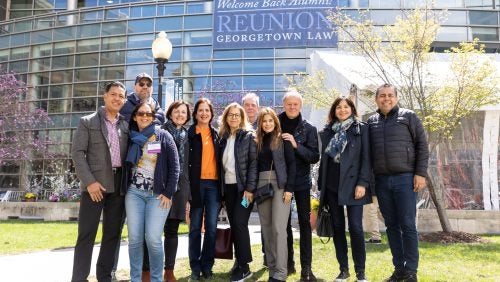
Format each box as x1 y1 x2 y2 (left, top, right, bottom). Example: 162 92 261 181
222 135 237 184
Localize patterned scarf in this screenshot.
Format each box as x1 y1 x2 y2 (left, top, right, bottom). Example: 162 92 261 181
164 120 187 174
324 116 355 163
125 123 156 165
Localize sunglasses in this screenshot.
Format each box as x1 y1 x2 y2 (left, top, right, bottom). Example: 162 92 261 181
136 111 154 118
139 82 152 87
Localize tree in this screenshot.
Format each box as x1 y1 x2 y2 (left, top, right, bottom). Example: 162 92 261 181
328 4 500 232
285 70 341 109
0 71 52 189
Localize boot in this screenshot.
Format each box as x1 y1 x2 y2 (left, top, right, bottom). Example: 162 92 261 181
141 271 151 282
164 269 177 282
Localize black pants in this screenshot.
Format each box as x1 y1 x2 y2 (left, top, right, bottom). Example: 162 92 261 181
143 218 182 271
224 184 254 266
71 172 125 282
325 191 366 272
289 189 312 269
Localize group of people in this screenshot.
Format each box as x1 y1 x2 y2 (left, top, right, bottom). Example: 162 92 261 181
70 72 429 282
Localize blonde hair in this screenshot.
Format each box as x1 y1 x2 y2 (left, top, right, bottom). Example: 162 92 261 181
255 107 281 153
218 102 251 137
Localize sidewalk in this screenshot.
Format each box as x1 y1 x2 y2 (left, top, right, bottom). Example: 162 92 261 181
0 223 297 282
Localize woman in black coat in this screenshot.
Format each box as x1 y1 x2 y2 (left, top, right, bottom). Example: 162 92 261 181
219 102 257 282
317 97 371 282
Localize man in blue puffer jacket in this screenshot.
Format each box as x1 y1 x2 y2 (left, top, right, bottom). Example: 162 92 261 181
367 83 429 282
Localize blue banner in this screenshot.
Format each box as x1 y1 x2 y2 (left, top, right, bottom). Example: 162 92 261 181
213 0 338 49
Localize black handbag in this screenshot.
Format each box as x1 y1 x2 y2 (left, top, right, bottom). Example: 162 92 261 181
316 204 333 244
215 227 233 259
254 161 274 204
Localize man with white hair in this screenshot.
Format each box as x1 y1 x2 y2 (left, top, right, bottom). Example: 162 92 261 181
278 90 320 282
242 92 259 128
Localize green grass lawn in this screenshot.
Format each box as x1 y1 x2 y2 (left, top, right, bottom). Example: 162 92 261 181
1 221 499 281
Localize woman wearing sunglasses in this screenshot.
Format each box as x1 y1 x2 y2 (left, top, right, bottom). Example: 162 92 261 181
123 102 180 282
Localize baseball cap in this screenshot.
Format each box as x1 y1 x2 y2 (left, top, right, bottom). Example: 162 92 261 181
135 73 153 84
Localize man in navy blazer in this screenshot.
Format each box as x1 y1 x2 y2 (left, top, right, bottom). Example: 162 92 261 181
71 81 129 282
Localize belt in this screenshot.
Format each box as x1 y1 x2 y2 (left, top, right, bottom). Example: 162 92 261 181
112 167 122 174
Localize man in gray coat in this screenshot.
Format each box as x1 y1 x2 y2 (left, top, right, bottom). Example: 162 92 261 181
71 81 129 282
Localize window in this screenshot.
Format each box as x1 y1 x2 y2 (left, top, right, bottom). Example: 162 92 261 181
244 59 274 74
156 17 183 31
127 34 153 49
100 66 125 80
53 26 75 41
73 83 98 97
50 84 72 99
77 23 100 38
183 46 212 60
128 19 153 34
437 27 468 41
51 70 73 84
53 41 75 55
72 97 97 112
469 11 498 25
212 60 241 75
77 38 99 52
75 53 99 67
157 4 184 16
101 21 127 36
102 36 126 50
184 15 212 29
471 27 498 41
101 51 125 65
32 29 52 44
75 68 98 82
52 55 74 69
184 30 211 45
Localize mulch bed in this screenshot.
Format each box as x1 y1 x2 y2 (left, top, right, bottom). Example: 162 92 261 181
419 231 487 244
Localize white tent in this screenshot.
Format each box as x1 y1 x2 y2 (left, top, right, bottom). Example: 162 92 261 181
308 50 500 211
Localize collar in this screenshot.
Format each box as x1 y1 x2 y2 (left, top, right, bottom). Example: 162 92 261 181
377 105 399 118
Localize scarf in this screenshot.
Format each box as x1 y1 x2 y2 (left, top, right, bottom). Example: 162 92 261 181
125 123 156 165
164 120 187 174
324 116 355 163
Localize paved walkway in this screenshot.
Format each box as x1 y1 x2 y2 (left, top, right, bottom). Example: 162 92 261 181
0 223 300 282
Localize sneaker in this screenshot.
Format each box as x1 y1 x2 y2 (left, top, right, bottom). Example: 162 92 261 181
356 271 368 282
301 267 317 282
202 270 213 280
230 266 252 282
402 271 417 282
334 269 350 282
190 271 201 281
365 238 382 244
383 269 405 282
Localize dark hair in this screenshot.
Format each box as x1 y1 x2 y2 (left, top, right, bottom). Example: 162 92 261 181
192 98 215 125
166 100 191 125
375 83 398 97
327 97 358 124
104 81 126 93
129 101 156 131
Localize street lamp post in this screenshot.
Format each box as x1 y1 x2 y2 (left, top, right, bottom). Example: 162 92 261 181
152 31 172 108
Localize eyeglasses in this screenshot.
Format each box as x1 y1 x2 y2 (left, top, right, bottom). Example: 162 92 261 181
136 111 154 118
139 82 152 88
228 113 241 119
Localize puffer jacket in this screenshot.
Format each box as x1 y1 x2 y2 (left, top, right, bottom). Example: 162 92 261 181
220 129 258 193
120 92 165 124
278 112 320 191
367 106 429 177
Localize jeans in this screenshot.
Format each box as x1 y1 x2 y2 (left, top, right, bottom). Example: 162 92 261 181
376 173 419 272
325 191 366 273
125 187 170 282
188 180 220 275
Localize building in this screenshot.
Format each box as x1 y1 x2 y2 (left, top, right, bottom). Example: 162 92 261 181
0 0 499 200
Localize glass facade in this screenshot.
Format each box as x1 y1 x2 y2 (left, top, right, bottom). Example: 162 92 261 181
0 0 499 190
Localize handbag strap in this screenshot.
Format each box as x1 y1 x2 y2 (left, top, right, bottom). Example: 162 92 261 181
268 160 273 184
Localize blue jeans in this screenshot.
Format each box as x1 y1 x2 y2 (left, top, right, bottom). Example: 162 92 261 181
325 191 365 273
125 187 170 282
188 180 220 275
375 173 419 272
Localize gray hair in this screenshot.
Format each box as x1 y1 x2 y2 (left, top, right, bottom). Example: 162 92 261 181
241 92 260 106
282 89 303 104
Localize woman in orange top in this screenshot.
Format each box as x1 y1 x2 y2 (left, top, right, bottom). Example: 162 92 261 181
187 98 221 280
